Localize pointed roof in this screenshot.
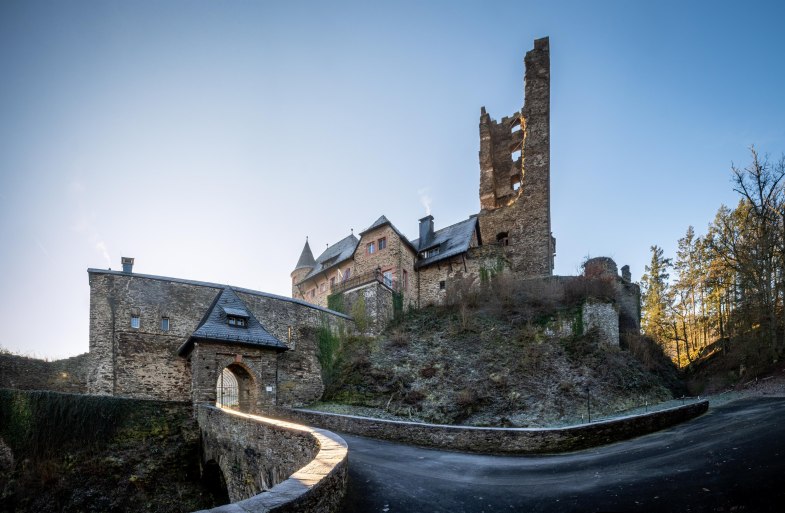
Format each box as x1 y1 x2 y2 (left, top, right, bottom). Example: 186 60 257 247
293 238 316 271
357 214 418 253
298 233 359 283
359 215 392 235
177 287 287 356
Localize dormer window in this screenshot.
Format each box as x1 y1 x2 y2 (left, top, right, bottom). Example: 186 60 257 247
222 306 249 328
228 316 247 328
420 246 440 259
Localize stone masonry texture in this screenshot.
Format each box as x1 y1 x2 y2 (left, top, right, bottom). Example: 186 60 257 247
276 400 708 455
196 405 349 513
86 270 351 407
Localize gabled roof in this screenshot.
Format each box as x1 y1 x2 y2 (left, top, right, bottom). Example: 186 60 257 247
178 288 287 356
358 215 418 253
293 239 316 271
87 268 352 319
299 233 359 283
411 217 478 269
359 215 392 235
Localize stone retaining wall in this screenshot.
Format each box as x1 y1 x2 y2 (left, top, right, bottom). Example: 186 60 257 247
195 405 348 513
273 400 708 455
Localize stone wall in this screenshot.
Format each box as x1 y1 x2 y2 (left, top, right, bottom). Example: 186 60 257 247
582 300 620 346
87 271 220 399
236 290 352 407
276 400 708 455
340 281 394 335
477 37 553 277
190 343 280 413
417 245 508 307
87 269 352 406
354 224 418 309
196 405 348 512
0 352 90 394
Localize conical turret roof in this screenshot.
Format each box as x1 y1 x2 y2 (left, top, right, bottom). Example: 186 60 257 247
293 238 316 271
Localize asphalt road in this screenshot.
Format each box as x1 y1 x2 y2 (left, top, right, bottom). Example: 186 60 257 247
338 397 785 513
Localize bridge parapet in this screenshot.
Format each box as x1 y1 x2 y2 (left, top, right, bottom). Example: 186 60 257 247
195 404 348 513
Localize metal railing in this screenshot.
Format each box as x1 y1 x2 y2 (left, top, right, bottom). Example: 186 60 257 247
330 270 397 295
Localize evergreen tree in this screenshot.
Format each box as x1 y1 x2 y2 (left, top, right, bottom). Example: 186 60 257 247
641 245 673 356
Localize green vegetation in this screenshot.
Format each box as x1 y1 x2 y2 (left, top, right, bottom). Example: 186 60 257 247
327 293 344 314
0 390 225 513
350 294 369 332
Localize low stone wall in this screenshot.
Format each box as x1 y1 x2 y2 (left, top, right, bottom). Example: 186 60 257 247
195 405 348 513
0 353 90 394
273 400 708 455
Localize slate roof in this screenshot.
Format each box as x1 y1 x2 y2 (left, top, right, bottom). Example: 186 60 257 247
358 215 418 253
294 239 316 271
178 287 287 356
299 233 359 283
86 269 352 319
411 217 478 269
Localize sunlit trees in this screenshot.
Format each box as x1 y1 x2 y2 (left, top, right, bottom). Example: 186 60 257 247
641 245 672 354
642 148 785 371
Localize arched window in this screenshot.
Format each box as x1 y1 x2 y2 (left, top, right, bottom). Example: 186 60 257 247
496 232 509 246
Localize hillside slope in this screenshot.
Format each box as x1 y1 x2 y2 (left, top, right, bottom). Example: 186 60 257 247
319 295 681 427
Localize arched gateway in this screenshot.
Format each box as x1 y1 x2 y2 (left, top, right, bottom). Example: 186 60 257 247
178 287 287 413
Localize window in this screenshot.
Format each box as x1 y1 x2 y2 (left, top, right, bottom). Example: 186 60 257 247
497 232 509 246
383 270 393 287
403 269 408 291
320 282 327 292
310 289 316 298
161 317 170 331
228 316 247 328
439 280 446 290
344 268 351 281
421 246 440 259
330 277 335 288
130 315 140 329
511 175 521 191
367 242 376 254
378 237 387 250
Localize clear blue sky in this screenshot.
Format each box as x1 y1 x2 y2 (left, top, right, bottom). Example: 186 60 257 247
1 0 784 358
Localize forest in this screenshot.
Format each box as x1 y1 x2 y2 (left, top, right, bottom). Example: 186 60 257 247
641 148 785 381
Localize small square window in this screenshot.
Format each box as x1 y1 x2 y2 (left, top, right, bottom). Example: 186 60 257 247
161 317 170 331
439 280 446 290
378 237 387 250
131 315 140 329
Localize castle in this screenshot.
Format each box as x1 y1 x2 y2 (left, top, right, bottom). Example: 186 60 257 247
291 37 555 311
1 38 640 415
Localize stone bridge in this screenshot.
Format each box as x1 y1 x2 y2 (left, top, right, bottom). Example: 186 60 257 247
195 404 348 513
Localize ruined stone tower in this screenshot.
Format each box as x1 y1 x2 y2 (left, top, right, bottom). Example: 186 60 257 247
477 37 554 276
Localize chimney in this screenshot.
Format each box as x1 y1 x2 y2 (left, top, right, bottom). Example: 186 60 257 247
419 215 434 247
121 257 134 274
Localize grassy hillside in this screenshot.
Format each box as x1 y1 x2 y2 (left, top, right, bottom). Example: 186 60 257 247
317 281 682 427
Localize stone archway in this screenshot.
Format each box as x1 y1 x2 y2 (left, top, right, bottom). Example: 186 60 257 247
217 363 258 413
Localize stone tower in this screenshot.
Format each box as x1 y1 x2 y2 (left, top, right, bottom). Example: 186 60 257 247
291 238 315 298
477 37 554 276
